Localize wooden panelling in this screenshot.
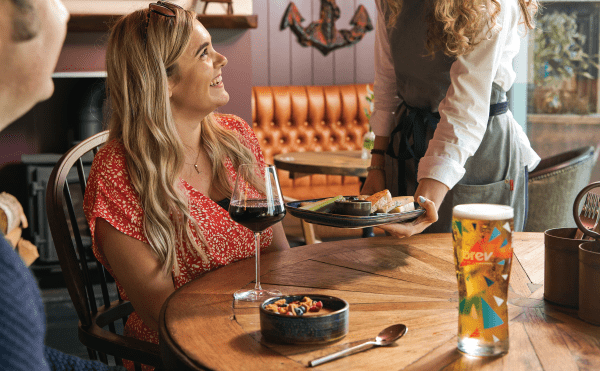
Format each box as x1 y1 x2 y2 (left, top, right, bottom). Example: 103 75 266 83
251 0 270 85
290 0 314 86
354 0 376 85
269 0 293 86
252 0 376 87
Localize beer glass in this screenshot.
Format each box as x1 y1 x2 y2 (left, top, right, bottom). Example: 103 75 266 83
452 204 514 356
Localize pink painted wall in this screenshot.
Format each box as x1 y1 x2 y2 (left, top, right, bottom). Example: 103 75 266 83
55 32 108 73
54 29 252 123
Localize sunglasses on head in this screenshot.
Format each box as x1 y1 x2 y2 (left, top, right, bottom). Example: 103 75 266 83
149 0 183 17
144 1 184 45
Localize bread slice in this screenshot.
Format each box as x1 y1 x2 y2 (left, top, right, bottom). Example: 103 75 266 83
388 196 415 213
365 190 393 214
376 199 396 213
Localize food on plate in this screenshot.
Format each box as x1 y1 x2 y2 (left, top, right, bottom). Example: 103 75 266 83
365 189 393 213
388 196 415 213
298 195 344 212
296 191 417 216
264 296 329 316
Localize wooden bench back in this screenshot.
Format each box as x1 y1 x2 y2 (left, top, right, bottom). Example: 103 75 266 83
252 84 371 190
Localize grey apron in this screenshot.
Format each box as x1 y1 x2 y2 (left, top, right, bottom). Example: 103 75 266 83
383 1 528 232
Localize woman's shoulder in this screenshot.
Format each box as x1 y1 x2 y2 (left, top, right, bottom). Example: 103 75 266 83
91 139 129 178
215 113 252 131
96 138 126 160
495 0 518 25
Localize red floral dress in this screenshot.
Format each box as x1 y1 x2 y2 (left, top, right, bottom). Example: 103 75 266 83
83 114 273 370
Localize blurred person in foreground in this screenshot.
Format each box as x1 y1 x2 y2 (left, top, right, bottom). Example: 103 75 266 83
362 0 541 237
0 0 125 370
83 2 289 369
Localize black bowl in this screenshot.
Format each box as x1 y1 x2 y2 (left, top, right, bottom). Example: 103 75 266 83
260 294 349 344
332 199 371 216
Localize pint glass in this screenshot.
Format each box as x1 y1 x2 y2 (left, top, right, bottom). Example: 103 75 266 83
452 204 514 356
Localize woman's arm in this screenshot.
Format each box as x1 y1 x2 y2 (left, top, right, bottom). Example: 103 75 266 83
362 0 401 196
361 135 388 195
417 0 518 190
95 218 175 332
265 222 290 253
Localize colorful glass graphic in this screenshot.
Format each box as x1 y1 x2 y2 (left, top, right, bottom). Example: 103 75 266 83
453 213 513 355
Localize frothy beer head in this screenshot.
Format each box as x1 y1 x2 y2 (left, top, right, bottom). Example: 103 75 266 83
453 204 513 221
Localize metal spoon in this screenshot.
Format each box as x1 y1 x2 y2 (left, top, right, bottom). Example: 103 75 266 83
309 324 408 367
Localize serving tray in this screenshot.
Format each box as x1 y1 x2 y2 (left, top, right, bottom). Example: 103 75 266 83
285 197 425 229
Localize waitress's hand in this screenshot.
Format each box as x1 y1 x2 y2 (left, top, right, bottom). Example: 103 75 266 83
360 168 386 196
377 178 448 238
376 195 438 238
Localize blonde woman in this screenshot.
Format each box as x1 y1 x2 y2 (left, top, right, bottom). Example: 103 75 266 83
362 0 541 236
83 2 289 369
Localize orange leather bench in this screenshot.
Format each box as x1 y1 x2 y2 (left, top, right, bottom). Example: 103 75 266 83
252 84 373 243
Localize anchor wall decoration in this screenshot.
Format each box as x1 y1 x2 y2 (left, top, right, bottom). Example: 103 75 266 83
281 0 373 56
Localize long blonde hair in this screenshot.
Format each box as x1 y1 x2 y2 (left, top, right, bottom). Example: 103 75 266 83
384 0 539 57
105 6 257 272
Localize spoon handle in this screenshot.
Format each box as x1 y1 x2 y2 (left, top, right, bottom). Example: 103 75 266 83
309 341 376 367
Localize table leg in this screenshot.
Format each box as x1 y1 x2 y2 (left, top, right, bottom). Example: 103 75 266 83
362 226 375 238
358 176 375 238
301 220 320 245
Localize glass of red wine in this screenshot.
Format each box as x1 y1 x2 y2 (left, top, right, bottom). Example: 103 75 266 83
229 163 286 301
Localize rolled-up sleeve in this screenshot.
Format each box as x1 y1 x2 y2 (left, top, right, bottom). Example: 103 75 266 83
418 1 515 188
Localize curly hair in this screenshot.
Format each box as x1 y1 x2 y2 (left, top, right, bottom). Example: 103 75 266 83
385 0 539 58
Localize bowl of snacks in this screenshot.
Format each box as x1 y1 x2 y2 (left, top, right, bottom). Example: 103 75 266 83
260 294 349 344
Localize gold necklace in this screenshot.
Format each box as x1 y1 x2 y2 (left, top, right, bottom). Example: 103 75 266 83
185 148 201 174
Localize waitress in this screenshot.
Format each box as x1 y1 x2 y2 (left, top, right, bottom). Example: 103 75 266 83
362 0 541 237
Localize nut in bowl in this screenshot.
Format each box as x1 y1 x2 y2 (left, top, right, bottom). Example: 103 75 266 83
260 295 349 344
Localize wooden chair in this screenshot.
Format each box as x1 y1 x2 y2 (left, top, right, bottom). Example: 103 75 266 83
524 146 597 232
46 131 162 370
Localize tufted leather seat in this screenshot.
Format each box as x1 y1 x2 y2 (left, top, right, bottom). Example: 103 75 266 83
252 84 373 244
252 84 371 200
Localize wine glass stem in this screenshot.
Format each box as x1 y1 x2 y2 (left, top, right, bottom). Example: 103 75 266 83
254 232 262 291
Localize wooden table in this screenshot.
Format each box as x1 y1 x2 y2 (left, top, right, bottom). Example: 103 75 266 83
159 233 600 370
273 150 369 179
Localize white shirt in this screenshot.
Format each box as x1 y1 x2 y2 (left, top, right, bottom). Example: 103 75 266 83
372 0 540 189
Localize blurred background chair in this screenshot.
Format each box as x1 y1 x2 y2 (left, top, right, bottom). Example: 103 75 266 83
46 131 162 370
524 146 597 232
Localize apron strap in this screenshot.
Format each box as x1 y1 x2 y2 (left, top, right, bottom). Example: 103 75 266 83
386 102 439 195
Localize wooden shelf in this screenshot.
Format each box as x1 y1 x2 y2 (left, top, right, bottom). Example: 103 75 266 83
67 14 257 32
197 14 257 29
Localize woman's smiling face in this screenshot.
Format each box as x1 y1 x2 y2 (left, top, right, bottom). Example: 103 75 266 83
168 19 229 120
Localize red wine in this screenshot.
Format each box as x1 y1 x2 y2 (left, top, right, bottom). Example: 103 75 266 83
229 200 286 232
